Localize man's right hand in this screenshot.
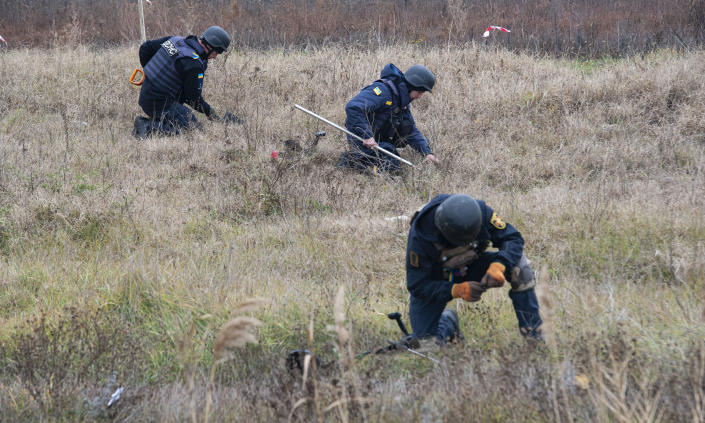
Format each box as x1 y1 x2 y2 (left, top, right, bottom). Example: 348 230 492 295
425 154 440 165
451 281 486 302
362 137 378 149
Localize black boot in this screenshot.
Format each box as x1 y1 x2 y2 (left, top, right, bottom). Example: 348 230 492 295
438 309 464 343
132 116 152 140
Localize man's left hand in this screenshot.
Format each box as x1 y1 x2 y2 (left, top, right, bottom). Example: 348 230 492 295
425 154 439 165
481 262 506 288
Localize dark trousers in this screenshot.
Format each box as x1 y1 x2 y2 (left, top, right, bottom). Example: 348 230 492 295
141 102 202 136
409 253 542 341
337 139 401 171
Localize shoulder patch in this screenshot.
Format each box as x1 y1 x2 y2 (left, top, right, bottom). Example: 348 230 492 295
409 250 420 268
373 86 382 96
192 52 200 59
490 212 506 230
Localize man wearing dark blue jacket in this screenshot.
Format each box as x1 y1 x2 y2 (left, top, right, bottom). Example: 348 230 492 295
133 26 231 139
337 63 440 172
406 194 543 343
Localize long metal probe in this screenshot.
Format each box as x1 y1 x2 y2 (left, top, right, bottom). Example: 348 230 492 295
386 340 440 364
294 104 415 168
404 347 440 364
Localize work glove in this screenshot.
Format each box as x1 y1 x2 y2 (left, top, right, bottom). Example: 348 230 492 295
451 281 486 302
481 262 506 288
207 111 221 122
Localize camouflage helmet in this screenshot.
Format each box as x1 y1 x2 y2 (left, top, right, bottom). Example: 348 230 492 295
434 194 482 246
201 26 230 53
404 64 435 93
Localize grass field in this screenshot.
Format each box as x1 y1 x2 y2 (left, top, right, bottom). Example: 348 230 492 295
0 43 704 421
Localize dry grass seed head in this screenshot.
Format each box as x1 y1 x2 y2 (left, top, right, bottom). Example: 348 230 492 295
214 297 264 363
214 316 262 362
235 297 267 314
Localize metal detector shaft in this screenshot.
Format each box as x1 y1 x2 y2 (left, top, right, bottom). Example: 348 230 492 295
386 340 440 364
405 347 440 364
294 104 414 168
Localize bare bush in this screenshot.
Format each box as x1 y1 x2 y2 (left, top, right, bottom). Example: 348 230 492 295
1 0 704 56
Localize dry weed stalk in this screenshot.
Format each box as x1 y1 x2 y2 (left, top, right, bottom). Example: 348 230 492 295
322 286 368 423
203 298 265 423
307 312 322 422
325 286 351 423
536 266 554 348
688 344 705 423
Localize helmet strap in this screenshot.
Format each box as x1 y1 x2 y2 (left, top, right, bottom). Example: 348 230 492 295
200 39 214 57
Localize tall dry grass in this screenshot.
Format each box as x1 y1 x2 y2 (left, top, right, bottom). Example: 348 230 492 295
0 42 704 421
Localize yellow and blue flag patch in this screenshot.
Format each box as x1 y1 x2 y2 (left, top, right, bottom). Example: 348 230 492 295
490 212 506 229
373 86 382 96
192 52 200 59
198 73 204 79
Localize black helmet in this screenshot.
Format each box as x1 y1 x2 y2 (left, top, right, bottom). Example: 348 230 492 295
434 195 482 246
404 64 435 93
201 26 231 53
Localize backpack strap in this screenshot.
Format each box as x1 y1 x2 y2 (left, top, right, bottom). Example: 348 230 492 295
378 78 400 110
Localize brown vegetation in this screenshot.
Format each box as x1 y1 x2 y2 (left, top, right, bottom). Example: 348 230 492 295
1 0 705 56
0 41 704 421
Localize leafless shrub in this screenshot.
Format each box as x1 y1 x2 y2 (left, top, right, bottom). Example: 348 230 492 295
1 0 704 57
0 307 142 419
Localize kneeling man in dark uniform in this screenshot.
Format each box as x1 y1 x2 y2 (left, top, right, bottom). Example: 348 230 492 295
133 26 231 139
338 63 439 172
406 194 543 342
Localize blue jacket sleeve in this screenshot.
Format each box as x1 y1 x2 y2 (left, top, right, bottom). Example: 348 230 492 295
480 202 524 269
177 58 212 116
402 111 432 155
344 84 391 140
406 239 453 302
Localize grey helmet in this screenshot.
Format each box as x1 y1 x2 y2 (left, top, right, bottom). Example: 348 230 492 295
201 26 231 53
404 64 435 93
434 194 482 246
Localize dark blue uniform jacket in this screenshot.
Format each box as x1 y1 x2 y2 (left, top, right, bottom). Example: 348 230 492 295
344 63 431 155
406 194 524 303
138 35 213 117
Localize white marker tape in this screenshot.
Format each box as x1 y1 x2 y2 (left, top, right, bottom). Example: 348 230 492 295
483 26 511 38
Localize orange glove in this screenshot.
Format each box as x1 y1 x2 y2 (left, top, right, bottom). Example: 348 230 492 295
451 281 486 302
481 262 506 288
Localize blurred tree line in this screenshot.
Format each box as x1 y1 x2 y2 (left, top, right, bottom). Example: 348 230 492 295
1 0 704 56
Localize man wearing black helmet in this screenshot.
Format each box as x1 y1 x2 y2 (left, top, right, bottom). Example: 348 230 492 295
406 194 543 343
336 63 440 172
133 26 234 139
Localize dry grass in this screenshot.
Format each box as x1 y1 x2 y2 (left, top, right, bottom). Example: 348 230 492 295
0 43 704 421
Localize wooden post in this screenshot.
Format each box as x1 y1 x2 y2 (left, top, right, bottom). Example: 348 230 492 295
138 0 146 43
